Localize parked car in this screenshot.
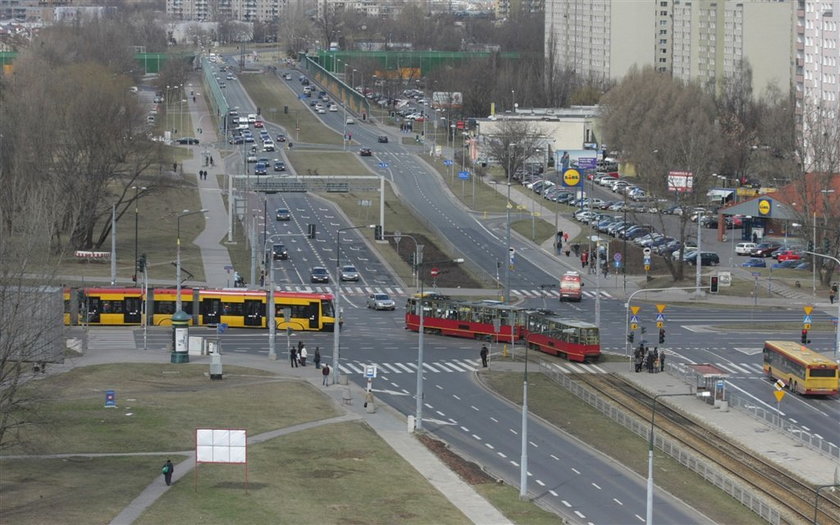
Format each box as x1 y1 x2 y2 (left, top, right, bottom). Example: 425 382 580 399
176 137 199 145
741 258 767 268
367 293 396 310
735 242 757 255
685 251 720 266
275 208 291 221
776 250 802 262
750 243 782 257
310 266 329 283
340 265 360 281
771 260 800 269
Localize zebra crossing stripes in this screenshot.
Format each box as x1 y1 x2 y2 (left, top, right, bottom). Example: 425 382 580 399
89 328 137 351
275 285 617 300
338 359 480 375
511 289 613 299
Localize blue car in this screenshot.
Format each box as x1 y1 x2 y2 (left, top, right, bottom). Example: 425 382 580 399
771 260 799 269
741 258 766 268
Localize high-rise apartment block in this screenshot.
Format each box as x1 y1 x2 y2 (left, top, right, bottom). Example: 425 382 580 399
166 0 284 22
796 0 839 113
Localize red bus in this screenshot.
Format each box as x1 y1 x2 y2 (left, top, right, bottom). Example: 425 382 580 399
559 271 583 302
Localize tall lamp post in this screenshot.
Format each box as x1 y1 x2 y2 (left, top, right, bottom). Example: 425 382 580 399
505 143 516 303
519 336 530 499
804 251 840 362
263 234 285 360
647 392 709 524
814 483 840 524
132 185 147 285
176 209 208 312
332 225 375 386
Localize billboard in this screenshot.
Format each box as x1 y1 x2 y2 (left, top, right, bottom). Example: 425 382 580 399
667 170 694 193
432 92 463 109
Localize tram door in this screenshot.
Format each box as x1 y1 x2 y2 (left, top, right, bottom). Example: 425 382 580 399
124 297 142 324
202 298 221 325
86 297 101 323
244 300 263 327
308 302 319 329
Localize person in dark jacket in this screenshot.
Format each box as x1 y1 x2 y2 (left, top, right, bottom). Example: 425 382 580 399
314 347 321 369
290 346 298 367
480 345 489 367
162 459 174 486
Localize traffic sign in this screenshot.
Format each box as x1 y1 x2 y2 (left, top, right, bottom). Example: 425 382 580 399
643 257 652 265
655 314 665 322
443 159 454 166
364 365 378 378
577 157 597 170
774 379 785 391
458 171 469 180
773 390 786 402
630 323 639 330
614 253 622 262
803 305 814 315
656 304 667 313
643 247 652 256
656 321 664 328
378 162 389 169
644 264 651 271
630 306 640 315
430 268 440 277
803 323 812 329
803 315 813 324
630 315 639 324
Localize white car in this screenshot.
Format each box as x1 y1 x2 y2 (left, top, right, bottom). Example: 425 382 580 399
329 105 338 112
735 242 757 255
346 117 355 125
367 293 396 311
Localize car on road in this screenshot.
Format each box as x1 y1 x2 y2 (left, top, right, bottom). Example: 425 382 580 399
271 243 288 260
276 134 287 143
275 208 291 221
263 141 275 152
359 148 372 156
340 265 360 281
310 266 329 283
254 162 267 175
329 105 338 112
378 135 389 143
273 160 286 172
247 153 258 163
735 242 757 255
367 293 396 311
176 137 199 145
346 117 355 125
741 258 767 268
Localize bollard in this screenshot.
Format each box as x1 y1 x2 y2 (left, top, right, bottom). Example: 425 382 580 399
407 415 416 432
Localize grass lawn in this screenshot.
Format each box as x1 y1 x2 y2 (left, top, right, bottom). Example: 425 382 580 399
286 150 371 176
238 74 342 146
483 372 761 525
52 183 206 285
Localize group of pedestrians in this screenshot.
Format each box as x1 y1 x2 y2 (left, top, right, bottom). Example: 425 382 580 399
198 170 210 180
634 344 665 373
290 341 320 367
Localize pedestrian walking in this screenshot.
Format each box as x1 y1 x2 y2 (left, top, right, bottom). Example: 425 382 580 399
634 350 643 373
659 348 666 372
581 251 589 268
480 345 489 368
299 345 308 366
210 156 214 166
564 246 571 257
563 232 569 243
162 459 174 486
322 364 331 386
290 346 298 367
830 284 837 304
259 270 265 287
314 347 321 368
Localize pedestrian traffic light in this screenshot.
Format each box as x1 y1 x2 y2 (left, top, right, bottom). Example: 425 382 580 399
627 332 635 343
374 225 383 241
307 224 316 239
801 329 809 344
641 326 647 334
710 275 719 294
659 328 665 344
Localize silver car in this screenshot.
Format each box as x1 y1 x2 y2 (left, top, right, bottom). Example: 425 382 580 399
340 264 360 281
367 293 395 311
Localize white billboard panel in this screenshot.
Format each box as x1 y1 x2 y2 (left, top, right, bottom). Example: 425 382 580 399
195 428 247 464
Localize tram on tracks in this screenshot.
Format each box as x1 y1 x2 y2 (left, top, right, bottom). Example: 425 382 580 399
63 287 336 332
404 296 600 363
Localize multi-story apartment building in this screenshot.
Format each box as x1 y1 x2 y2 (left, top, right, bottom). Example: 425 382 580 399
544 0 793 98
166 0 283 22
796 0 839 114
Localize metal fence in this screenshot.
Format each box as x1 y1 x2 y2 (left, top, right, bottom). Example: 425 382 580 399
538 361 781 525
669 362 840 461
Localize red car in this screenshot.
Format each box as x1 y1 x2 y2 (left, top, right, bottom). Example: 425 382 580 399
776 250 802 262
254 120 264 128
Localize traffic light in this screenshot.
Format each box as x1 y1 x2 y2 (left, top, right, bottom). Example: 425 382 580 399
307 224 316 239
659 328 665 344
710 275 719 294
641 326 647 334
374 225 383 241
801 329 809 344
627 332 635 343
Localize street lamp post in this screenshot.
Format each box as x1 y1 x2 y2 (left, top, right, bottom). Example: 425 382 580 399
814 483 840 524
332 225 375 386
263 234 285 360
505 143 516 304
176 209 207 312
519 337 529 499
132 185 147 285
647 392 709 524
804 251 840 362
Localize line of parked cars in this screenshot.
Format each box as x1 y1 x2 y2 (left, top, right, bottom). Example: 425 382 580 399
737 241 810 270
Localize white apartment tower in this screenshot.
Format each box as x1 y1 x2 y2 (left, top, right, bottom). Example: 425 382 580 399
166 0 284 21
796 0 839 113
545 0 793 97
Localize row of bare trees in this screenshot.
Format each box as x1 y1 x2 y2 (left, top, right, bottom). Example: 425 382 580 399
0 16 176 449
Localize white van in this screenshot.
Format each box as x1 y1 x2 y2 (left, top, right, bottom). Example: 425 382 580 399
247 114 257 123
735 242 757 255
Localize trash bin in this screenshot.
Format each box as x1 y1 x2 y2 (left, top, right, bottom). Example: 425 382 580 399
407 415 416 432
210 353 223 380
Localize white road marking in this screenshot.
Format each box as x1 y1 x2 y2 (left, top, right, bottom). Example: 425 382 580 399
536 479 545 487
613 498 623 505
561 500 572 507
460 426 470 432
497 452 507 458
550 454 560 461
485 443 494 450
452 394 461 400
592 482 602 490
472 434 482 441
571 467 580 474
470 405 479 411
490 417 498 423
549 490 558 497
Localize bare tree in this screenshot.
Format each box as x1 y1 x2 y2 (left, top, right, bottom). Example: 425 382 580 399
601 66 722 280
484 120 543 181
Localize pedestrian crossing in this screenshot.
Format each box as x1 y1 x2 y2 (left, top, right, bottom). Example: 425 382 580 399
274 285 615 300
88 328 138 351
338 359 612 375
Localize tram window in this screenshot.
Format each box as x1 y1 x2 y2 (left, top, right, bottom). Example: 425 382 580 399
223 302 243 315
156 301 175 314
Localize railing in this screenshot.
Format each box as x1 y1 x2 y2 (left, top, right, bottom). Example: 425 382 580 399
538 361 781 525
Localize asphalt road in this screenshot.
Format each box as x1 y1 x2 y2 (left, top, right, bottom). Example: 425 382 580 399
194 58 838 522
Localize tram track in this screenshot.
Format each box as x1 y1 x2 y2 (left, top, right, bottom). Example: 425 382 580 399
576 373 840 525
